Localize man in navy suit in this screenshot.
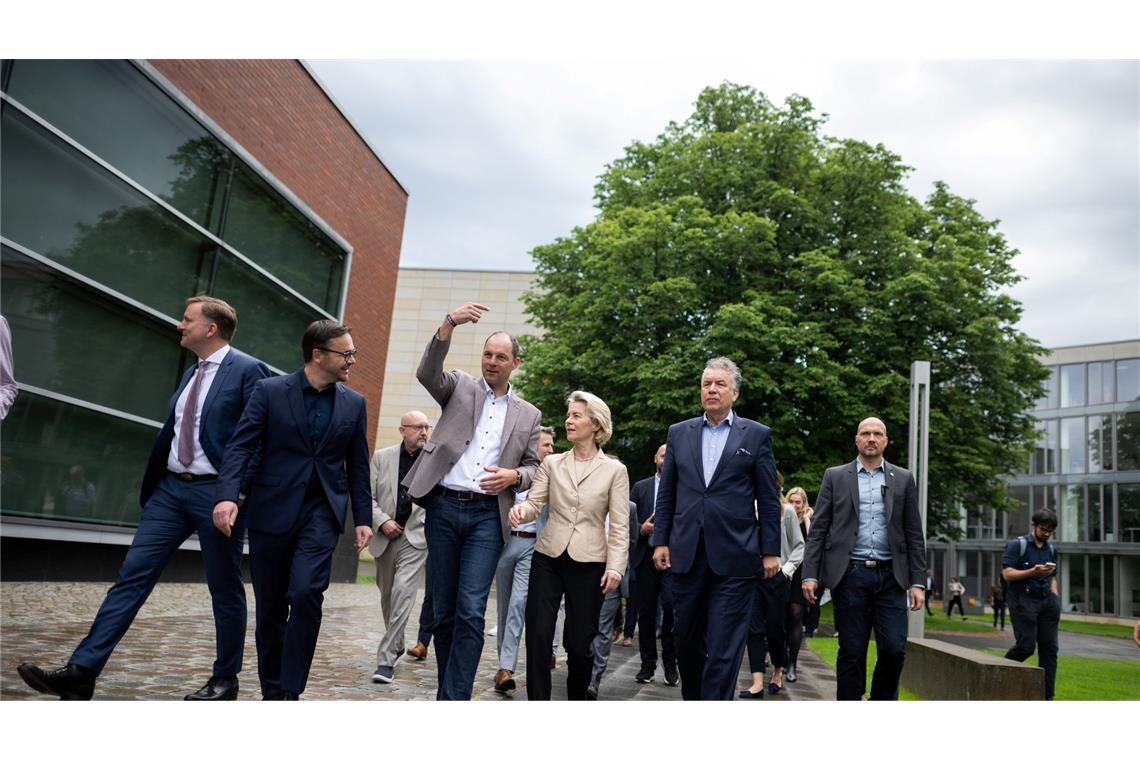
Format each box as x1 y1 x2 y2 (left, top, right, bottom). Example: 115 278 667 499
212 319 373 700
630 443 677 686
653 357 781 701
17 296 269 700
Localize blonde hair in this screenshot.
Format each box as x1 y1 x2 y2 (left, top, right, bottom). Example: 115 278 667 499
786 487 811 517
566 390 613 447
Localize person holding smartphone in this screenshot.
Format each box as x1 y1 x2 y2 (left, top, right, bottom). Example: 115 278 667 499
1001 509 1060 700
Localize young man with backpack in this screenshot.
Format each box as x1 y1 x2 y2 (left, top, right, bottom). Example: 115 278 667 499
1001 509 1060 700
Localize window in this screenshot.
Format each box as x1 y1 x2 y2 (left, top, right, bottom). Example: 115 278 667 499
1033 419 1059 474
1064 555 1086 612
0 392 157 526
1117 411 1140 471
1059 417 1085 474
1088 360 1114 404
1036 366 1059 410
1008 486 1031 538
1089 485 1102 542
1059 363 1085 408
1117 359 1140 403
1119 484 1140 544
1060 485 1084 542
1 246 184 420
1088 415 1113 473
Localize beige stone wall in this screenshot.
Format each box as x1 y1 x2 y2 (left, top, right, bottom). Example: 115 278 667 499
375 268 540 449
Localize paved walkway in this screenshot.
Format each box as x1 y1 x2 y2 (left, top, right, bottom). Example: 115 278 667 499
921 618 1139 661
1 580 834 701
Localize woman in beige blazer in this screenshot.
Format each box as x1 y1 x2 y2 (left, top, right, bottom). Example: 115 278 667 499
510 390 629 700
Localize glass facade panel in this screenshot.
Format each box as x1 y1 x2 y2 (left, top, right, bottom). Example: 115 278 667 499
1089 556 1103 614
1009 486 1031 537
1 247 184 420
1033 419 1059 474
0 392 156 526
1117 358 1140 403
1120 484 1140 544
1059 363 1085 408
1118 411 1140 471
1088 360 1113 405
1061 484 1084 542
212 254 317 372
1089 485 1102 542
1059 416 1085 474
2 59 229 231
1104 556 1115 615
1088 415 1105 473
1105 486 1116 541
1064 554 1085 612
1036 366 1059 410
223 165 346 313
1 103 213 318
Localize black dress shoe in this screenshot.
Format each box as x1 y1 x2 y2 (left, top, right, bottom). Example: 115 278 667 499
185 675 239 701
785 663 797 683
663 662 679 686
634 664 655 683
738 688 764 699
17 663 95 700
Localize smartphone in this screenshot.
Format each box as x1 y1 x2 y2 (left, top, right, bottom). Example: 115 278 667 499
1043 562 1056 567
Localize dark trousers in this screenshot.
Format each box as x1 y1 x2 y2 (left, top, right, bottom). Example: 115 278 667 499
745 572 790 673
947 595 966 617
832 564 909 701
70 475 246 679
635 551 676 670
248 498 340 697
622 573 637 639
671 536 754 701
924 587 934 616
416 564 434 646
1004 590 1060 700
525 549 606 700
803 595 821 633
992 602 1007 630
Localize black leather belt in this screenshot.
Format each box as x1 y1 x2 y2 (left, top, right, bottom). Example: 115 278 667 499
851 558 889 568
437 486 497 504
510 530 537 538
169 471 218 482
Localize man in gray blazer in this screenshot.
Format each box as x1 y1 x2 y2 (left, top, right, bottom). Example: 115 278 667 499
369 410 432 685
801 417 926 701
402 302 542 700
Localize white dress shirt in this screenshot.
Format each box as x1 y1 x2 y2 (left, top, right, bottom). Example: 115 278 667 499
166 344 230 475
441 380 511 493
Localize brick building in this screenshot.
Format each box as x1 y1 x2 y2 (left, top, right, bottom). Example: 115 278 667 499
0 59 406 581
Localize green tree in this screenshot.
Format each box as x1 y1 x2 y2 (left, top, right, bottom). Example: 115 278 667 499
516 83 1048 537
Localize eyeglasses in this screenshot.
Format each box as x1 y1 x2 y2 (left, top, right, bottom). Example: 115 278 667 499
401 424 432 431
318 347 358 360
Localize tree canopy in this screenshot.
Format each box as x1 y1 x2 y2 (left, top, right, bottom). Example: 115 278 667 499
515 82 1048 537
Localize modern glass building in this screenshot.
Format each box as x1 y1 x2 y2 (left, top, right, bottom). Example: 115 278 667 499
928 340 1140 619
1 60 406 579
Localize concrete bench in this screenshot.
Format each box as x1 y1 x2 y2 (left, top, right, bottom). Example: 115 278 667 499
901 638 1045 700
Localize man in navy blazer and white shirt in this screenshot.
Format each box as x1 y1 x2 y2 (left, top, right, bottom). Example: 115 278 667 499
653 357 782 701
800 417 926 701
213 320 373 700
18 296 269 701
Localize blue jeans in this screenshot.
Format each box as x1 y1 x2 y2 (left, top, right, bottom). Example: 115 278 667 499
495 534 536 672
424 492 504 700
70 475 246 679
832 563 909 701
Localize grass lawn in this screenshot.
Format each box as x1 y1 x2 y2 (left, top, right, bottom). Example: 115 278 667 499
1057 619 1136 639
982 648 1140 700
805 637 920 700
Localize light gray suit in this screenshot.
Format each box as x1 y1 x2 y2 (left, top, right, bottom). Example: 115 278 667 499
369 443 427 670
402 333 542 540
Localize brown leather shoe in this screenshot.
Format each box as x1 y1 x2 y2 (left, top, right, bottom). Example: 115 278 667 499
494 669 516 693
406 642 428 660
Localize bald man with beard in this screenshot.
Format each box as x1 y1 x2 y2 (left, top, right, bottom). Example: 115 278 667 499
368 410 433 685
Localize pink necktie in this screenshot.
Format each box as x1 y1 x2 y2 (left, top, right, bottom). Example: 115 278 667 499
177 361 208 468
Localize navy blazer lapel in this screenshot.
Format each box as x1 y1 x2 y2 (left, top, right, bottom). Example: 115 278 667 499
199 350 233 424
687 419 704 485
285 371 311 451
708 417 746 486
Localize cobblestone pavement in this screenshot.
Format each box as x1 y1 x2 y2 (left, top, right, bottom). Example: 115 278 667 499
1 580 834 701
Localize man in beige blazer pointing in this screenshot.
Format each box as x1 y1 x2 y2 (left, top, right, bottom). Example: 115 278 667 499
402 302 542 700
369 410 432 685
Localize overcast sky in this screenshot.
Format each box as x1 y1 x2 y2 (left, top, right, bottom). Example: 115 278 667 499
308 59 1139 350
